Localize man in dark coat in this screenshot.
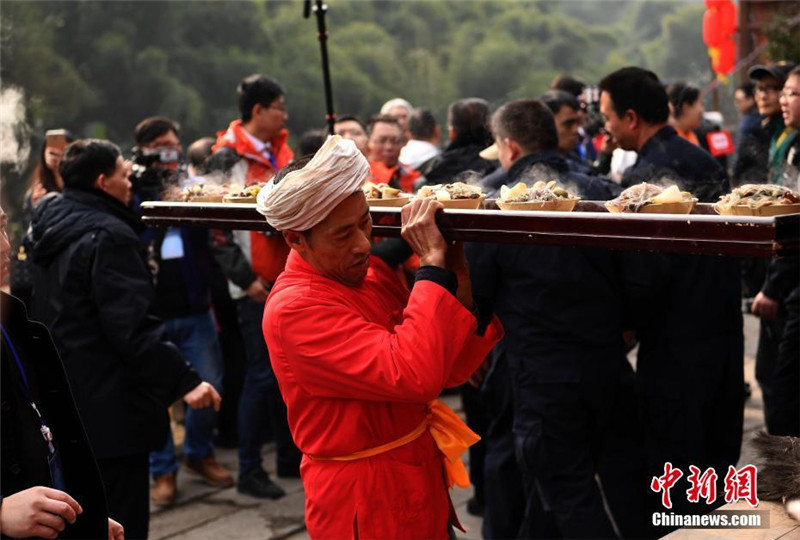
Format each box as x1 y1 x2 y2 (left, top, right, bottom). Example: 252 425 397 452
25 139 221 539
467 99 644 539
0 206 122 540
419 98 498 186
131 116 233 505
599 67 743 533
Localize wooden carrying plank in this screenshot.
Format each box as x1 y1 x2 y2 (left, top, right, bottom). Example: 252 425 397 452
140 201 799 258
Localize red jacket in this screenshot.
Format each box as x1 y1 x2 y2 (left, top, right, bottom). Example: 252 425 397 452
264 251 502 539
212 120 294 184
210 121 294 287
369 161 421 193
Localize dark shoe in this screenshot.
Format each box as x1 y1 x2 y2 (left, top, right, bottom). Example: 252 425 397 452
184 456 234 487
466 496 485 517
151 472 177 506
237 468 286 499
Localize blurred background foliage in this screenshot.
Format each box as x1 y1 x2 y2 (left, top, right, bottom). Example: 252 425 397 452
2 1 723 149
0 0 776 224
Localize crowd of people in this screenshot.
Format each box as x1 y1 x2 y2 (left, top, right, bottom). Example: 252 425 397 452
0 59 798 540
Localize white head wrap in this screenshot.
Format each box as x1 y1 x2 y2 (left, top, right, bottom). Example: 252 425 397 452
256 135 370 231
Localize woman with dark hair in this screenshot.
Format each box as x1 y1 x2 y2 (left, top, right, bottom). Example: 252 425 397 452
11 129 75 307
667 82 704 147
29 130 75 200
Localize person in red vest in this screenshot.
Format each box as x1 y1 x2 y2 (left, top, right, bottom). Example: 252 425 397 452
256 136 503 539
207 74 300 500
367 115 422 192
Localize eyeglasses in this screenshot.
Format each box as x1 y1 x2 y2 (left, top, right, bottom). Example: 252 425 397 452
755 84 781 94
780 90 800 99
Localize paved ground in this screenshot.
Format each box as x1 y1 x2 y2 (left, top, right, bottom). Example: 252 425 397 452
148 393 479 540
149 313 791 539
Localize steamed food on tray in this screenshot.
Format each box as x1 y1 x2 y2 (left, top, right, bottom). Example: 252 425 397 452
416 182 485 209
223 183 265 203
362 182 410 207
714 184 800 216
182 183 227 203
497 180 579 212
605 183 696 214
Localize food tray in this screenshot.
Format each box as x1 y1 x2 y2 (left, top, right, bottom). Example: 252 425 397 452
140 201 799 258
496 198 579 212
366 195 412 207
714 203 800 217
436 196 485 210
184 195 224 203
606 199 697 215
222 196 258 204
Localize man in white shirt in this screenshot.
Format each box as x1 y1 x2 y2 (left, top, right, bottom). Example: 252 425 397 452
400 108 441 171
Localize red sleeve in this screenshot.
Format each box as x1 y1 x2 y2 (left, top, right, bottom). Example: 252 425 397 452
267 281 501 403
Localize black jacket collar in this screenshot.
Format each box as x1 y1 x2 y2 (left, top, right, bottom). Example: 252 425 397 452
63 188 144 235
507 151 569 182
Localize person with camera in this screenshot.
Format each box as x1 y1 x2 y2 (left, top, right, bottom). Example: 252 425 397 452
24 139 221 538
130 117 234 505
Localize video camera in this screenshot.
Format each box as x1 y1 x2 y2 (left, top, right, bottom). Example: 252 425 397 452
130 146 187 199
580 86 605 137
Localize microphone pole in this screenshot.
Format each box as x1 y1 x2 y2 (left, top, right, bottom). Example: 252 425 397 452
304 0 336 135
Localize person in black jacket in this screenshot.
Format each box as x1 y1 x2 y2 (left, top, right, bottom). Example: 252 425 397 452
467 99 644 539
751 66 800 436
24 139 221 539
600 67 743 534
1 206 123 540
732 82 762 187
418 98 498 186
131 117 233 506
600 68 729 201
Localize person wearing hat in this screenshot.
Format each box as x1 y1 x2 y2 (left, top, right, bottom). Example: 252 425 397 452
256 135 503 539
742 62 799 440
736 61 798 185
750 65 800 437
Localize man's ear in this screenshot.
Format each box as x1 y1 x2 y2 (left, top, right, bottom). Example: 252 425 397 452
625 109 639 130
507 138 523 162
283 230 307 252
251 103 263 120
93 173 106 192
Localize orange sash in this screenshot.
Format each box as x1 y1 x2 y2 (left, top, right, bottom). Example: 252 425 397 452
307 399 479 489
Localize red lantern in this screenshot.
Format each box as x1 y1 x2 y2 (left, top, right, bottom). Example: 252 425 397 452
703 0 737 47
703 9 724 47
712 37 736 75
705 0 727 8
717 1 736 35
